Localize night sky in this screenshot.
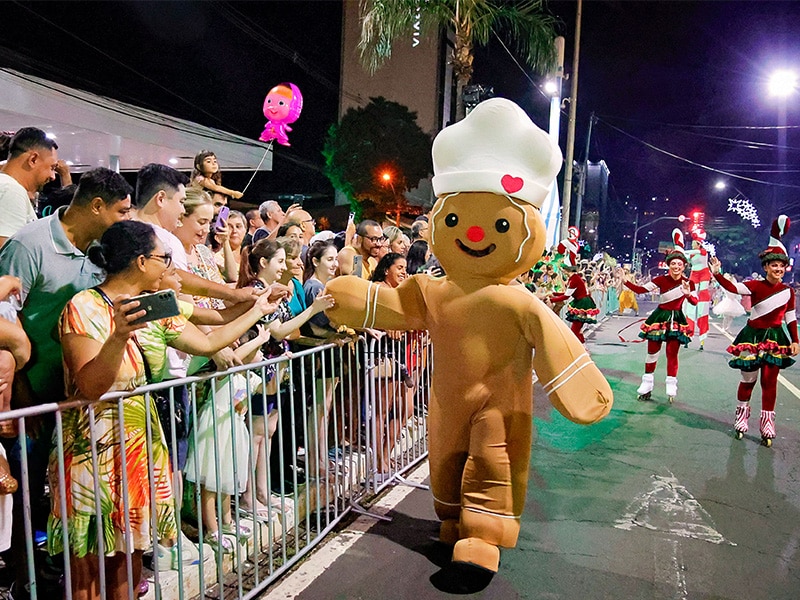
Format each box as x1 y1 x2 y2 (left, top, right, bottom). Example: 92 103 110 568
2 1 800 258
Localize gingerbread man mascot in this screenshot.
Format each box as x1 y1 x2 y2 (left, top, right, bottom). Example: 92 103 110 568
325 98 613 583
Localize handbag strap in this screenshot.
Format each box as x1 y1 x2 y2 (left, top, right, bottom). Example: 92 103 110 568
91 286 153 381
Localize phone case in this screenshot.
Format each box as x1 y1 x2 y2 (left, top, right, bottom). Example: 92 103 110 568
122 290 180 325
352 255 363 277
215 206 230 228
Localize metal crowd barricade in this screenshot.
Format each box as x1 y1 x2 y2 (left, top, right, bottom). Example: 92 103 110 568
0 330 431 600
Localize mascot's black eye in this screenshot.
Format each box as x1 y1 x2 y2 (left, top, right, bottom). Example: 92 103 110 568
445 213 459 227
495 219 510 233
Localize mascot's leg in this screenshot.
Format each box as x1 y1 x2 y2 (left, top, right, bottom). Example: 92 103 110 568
453 406 532 573
428 395 470 545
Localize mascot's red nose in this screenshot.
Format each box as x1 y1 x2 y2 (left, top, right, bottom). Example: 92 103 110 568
466 226 485 243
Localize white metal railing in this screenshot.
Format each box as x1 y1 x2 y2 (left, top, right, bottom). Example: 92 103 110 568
0 331 431 600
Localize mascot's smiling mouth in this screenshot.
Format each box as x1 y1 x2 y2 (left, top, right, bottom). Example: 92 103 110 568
456 239 496 257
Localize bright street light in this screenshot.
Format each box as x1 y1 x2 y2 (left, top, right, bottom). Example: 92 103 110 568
768 69 798 97
543 80 558 95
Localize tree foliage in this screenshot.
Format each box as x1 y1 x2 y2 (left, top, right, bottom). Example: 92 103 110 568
322 97 432 219
707 220 763 277
358 0 558 119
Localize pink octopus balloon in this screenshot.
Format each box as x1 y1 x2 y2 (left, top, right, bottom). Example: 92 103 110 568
259 83 303 146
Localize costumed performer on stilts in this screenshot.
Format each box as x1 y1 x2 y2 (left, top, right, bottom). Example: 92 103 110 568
323 98 613 591
547 230 599 344
684 230 712 350
709 215 799 447
624 229 697 402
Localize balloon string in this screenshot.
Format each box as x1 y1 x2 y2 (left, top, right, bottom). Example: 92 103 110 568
241 143 272 196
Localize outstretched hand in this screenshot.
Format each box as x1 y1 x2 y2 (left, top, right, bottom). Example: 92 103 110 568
709 256 721 275
0 276 22 305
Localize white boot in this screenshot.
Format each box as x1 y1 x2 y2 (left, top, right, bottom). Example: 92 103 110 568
636 373 654 395
665 376 678 400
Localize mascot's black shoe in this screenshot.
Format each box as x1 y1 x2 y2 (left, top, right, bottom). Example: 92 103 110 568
430 561 495 594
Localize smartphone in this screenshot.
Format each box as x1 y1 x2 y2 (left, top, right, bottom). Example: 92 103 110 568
214 206 230 229
121 290 180 325
348 212 355 224
352 255 363 278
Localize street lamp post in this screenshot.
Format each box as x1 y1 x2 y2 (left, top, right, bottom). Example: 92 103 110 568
381 171 401 226
768 69 798 221
631 214 685 274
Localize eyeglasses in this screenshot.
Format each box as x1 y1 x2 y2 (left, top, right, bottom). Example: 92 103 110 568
364 235 388 243
146 253 173 267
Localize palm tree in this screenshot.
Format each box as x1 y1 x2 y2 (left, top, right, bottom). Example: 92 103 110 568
358 0 558 120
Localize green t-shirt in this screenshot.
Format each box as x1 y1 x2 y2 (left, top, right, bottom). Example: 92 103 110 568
0 208 103 401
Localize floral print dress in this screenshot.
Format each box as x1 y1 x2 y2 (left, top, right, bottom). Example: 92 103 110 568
47 288 180 557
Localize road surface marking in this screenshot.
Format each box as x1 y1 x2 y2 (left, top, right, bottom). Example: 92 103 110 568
615 473 734 545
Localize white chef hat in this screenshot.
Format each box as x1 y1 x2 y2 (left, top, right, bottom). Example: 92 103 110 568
431 98 563 209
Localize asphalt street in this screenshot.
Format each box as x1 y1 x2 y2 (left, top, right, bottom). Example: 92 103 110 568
267 303 800 599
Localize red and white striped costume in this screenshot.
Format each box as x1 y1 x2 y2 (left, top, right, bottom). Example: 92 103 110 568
550 272 599 343
625 275 697 312
714 272 797 441
685 245 712 344
625 275 697 377
714 274 798 344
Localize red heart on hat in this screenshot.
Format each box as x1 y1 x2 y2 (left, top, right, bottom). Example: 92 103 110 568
501 174 523 194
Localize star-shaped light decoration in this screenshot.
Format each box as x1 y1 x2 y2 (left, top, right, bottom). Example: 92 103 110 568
727 197 760 228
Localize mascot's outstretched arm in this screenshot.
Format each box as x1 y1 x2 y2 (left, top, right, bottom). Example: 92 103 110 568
526 295 612 424
325 275 427 331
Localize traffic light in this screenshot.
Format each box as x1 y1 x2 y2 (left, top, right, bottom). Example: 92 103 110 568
689 210 705 229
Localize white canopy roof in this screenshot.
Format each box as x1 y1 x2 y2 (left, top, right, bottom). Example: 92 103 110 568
0 68 272 174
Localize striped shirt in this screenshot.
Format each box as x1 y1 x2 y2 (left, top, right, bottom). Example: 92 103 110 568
625 275 698 311
714 274 798 342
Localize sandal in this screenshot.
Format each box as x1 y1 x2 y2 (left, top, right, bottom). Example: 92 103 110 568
220 521 252 542
0 454 17 495
203 530 235 554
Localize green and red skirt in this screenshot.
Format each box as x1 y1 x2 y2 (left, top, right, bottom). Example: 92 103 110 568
727 324 795 371
566 296 600 324
638 308 692 344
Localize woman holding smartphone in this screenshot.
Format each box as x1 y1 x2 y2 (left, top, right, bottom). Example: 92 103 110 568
48 221 278 598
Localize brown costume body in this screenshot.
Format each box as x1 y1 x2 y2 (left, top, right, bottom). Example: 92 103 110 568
326 192 612 572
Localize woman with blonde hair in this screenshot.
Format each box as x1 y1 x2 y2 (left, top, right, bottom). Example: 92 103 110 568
174 187 228 309
383 225 410 256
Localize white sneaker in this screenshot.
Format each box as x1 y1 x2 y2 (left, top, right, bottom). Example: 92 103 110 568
154 532 201 571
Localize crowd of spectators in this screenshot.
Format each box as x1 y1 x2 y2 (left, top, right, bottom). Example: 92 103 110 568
0 129 435 600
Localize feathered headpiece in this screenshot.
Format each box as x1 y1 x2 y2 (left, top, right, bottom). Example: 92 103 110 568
759 215 791 264
664 228 687 264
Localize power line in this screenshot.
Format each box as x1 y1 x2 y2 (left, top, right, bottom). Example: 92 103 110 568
596 118 800 190
597 114 800 131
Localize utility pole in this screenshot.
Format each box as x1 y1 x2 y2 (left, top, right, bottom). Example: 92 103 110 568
573 111 595 233
541 36 566 250
560 0 582 239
